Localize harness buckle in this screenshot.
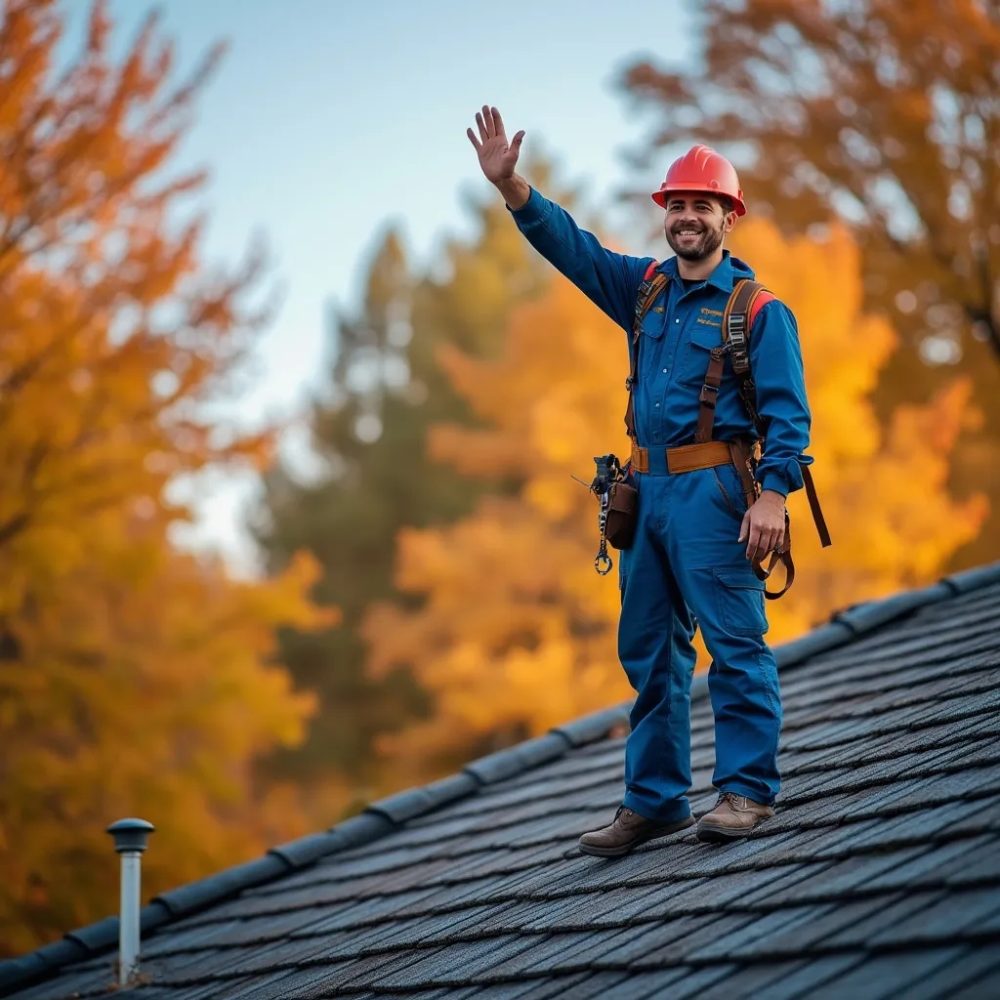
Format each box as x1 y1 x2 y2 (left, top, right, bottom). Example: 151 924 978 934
728 314 750 374
699 383 719 407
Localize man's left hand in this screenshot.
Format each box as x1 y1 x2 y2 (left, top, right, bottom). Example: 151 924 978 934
739 489 786 563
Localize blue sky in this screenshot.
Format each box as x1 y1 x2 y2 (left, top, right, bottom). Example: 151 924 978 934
60 0 696 571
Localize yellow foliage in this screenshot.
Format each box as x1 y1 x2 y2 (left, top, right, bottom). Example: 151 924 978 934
365 217 987 781
729 220 988 638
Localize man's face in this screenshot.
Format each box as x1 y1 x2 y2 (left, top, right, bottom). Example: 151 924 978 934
663 194 735 261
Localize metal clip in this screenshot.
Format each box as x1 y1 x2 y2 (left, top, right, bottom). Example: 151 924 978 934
595 552 613 575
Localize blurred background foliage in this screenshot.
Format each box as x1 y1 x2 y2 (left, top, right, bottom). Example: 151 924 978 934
1 0 996 951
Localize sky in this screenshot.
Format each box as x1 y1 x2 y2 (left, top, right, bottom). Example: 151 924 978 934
60 0 697 573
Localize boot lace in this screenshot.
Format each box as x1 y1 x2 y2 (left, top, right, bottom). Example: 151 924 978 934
717 791 746 808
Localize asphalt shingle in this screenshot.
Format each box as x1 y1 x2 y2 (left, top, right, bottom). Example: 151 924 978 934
3 564 1000 1000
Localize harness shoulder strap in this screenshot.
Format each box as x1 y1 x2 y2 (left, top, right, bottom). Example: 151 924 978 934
701 281 832 593
625 261 667 440
694 280 764 444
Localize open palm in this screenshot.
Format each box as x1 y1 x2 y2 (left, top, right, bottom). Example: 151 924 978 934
467 105 525 185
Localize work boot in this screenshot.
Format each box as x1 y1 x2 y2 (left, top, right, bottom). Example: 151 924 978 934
696 791 774 842
578 805 695 857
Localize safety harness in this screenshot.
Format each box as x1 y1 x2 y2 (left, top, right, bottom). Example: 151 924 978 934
625 261 832 598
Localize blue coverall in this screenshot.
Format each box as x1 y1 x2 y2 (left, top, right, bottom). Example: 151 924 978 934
511 188 813 821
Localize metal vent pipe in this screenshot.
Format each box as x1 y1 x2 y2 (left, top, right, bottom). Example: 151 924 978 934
106 818 155 985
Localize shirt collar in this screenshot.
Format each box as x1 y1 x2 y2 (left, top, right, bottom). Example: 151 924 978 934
662 251 738 293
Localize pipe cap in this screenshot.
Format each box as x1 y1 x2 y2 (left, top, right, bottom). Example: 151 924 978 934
107 818 155 854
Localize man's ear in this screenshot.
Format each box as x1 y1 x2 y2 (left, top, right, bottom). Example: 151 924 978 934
723 210 738 233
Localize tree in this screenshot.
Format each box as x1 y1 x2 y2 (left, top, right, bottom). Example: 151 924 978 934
618 0 1000 563
0 0 327 951
254 167 560 805
362 218 986 783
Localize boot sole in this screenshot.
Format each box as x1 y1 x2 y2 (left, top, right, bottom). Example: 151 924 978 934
579 816 695 857
696 818 770 843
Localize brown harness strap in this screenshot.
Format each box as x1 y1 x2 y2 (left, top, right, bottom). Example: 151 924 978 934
802 465 832 548
695 279 760 444
728 438 794 599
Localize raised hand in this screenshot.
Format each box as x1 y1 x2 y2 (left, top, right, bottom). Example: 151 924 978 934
467 105 525 185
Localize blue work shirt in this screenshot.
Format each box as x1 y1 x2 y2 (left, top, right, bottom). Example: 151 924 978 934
510 188 813 498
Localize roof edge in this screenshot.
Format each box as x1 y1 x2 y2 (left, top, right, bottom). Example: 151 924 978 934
3 558 997 994
775 560 1000 671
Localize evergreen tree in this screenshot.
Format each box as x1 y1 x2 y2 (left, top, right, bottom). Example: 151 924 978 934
254 165 561 807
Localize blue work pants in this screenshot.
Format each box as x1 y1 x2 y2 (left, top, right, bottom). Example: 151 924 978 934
617 457 782 822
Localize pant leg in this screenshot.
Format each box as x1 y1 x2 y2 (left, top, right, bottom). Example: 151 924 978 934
664 462 782 805
618 473 695 824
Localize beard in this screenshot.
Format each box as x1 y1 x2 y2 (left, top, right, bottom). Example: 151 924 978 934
665 222 725 261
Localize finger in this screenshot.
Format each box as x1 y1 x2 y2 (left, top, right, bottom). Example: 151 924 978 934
481 104 495 138
475 111 488 143
738 510 751 543
510 129 525 153
466 127 482 152
746 524 762 561
491 106 507 141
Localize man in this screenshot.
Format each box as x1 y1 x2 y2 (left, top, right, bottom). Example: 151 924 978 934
467 106 813 855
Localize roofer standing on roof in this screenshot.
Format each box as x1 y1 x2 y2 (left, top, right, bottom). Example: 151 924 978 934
467 105 820 855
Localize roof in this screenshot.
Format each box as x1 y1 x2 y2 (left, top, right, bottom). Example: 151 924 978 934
4 560 1000 1000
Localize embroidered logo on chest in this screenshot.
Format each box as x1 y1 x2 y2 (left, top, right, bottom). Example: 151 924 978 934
696 306 722 328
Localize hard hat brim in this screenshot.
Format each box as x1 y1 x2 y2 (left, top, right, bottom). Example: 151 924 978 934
651 186 747 216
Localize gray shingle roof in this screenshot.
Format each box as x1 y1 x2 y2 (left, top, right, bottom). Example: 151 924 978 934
3 561 1000 999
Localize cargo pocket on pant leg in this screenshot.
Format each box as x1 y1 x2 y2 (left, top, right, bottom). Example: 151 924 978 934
713 567 769 637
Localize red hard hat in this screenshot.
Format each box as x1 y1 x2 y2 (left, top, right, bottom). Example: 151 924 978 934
651 145 747 216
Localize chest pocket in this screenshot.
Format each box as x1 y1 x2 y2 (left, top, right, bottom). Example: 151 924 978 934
633 298 667 377
678 320 724 387
637 297 667 340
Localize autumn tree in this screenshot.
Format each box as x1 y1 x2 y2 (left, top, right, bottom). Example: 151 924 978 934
363 219 986 784
618 0 1000 562
0 0 328 951
254 167 561 804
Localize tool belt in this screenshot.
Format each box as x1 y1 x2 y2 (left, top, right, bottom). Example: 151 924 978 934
631 439 736 475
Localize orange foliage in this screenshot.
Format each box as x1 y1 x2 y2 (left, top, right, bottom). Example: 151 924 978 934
730 220 988 640
364 218 987 780
0 1 331 952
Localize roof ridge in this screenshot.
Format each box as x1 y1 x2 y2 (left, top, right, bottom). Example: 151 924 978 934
3 558 998 994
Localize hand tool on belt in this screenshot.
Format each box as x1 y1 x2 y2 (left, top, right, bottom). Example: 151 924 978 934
623 266 832 599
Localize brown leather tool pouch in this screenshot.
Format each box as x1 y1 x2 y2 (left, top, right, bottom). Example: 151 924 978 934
605 480 638 550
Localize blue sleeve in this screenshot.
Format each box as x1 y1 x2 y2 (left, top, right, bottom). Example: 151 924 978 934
510 187 654 333
749 299 814 498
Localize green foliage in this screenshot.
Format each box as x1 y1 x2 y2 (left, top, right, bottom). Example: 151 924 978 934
253 163 562 800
